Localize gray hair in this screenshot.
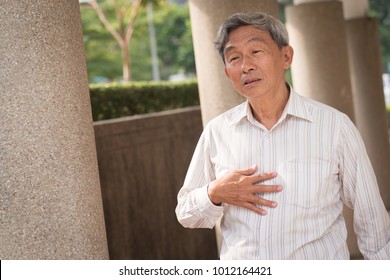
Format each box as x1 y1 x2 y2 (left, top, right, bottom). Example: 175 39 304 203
215 12 289 64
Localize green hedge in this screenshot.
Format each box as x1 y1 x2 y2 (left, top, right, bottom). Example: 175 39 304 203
90 80 200 121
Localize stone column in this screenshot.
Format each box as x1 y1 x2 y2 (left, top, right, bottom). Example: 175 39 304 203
0 0 109 259
188 0 279 126
342 0 390 207
285 0 355 121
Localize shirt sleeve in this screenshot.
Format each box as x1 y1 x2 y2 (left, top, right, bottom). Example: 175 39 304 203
175 126 224 229
338 114 390 259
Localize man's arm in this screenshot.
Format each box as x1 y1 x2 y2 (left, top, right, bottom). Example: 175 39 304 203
338 115 390 259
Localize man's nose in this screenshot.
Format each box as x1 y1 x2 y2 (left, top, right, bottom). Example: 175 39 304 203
241 55 255 73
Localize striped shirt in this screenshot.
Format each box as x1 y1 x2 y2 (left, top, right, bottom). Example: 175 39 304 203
175 87 390 259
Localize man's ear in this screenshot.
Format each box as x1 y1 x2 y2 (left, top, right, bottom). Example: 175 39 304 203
224 67 230 78
283 45 294 69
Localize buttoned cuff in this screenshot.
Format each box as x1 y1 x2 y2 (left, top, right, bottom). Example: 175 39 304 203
195 185 224 219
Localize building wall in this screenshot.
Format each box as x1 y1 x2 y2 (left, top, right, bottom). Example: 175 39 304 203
94 107 218 259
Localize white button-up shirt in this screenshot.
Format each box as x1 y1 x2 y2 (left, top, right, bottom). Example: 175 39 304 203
175 87 390 259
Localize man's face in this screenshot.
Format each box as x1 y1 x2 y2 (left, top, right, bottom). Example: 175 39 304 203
223 25 293 100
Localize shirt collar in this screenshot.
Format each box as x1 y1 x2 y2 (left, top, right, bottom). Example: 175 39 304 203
229 85 313 126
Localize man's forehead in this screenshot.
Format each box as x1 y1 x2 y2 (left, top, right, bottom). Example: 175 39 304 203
224 33 268 54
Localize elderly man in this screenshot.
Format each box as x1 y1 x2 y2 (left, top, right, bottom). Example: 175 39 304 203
175 11 390 260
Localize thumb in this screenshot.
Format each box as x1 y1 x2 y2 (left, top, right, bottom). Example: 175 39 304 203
237 165 257 175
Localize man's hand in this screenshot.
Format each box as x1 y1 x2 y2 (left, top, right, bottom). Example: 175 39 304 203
207 165 282 215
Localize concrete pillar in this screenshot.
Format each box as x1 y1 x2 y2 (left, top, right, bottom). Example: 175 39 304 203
0 0 109 259
285 0 355 121
188 0 279 126
341 0 369 20
342 0 390 207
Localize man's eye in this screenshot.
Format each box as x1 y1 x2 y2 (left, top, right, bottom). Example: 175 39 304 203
229 56 239 62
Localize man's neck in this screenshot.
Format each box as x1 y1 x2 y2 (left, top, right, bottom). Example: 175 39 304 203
248 84 290 130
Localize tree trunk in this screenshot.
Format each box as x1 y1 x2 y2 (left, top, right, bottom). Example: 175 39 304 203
122 45 131 82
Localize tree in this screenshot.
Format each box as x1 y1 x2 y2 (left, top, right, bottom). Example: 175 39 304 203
81 0 143 82
153 2 195 80
80 5 121 82
81 1 194 82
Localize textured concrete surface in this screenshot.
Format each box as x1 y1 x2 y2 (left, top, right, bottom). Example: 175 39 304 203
286 1 355 121
346 17 390 207
94 107 218 259
0 0 108 259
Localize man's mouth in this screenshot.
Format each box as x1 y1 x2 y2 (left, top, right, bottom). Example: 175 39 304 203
243 78 261 86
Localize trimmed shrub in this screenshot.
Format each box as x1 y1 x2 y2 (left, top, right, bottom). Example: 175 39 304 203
90 80 200 121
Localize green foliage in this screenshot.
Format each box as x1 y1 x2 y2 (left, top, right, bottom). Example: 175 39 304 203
153 3 195 79
130 8 153 81
81 5 122 81
369 0 390 72
130 2 195 81
89 80 200 121
80 1 195 82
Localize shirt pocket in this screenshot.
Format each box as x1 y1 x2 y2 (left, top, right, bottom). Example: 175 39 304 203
279 156 340 209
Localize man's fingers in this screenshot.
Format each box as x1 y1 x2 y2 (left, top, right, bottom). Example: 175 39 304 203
209 167 282 212
253 196 278 208
250 171 278 184
236 165 258 176
243 202 268 215
241 196 279 215
253 184 283 193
